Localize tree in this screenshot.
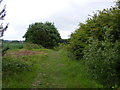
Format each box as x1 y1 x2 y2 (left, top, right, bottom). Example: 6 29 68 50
0 0 9 56
69 0 120 88
23 22 61 48
116 0 120 9
69 0 120 59
0 0 8 38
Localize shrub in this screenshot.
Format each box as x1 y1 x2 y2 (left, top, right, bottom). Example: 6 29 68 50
24 43 44 50
2 56 32 76
68 1 120 88
69 4 120 59
83 41 120 88
69 30 89 59
2 46 9 56
23 22 61 49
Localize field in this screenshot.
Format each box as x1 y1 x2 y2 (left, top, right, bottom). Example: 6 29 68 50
3 42 24 50
2 42 102 88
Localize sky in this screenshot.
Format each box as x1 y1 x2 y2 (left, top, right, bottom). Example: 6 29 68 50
1 0 116 40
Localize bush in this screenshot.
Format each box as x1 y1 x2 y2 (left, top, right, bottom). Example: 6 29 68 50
2 56 32 75
2 46 9 56
23 22 61 49
69 30 89 59
24 43 44 50
69 4 120 60
68 1 120 88
83 41 120 88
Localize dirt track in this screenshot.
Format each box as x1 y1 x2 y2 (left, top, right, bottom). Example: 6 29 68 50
5 50 47 57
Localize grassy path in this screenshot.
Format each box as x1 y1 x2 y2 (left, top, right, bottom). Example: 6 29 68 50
3 49 101 88
32 50 66 88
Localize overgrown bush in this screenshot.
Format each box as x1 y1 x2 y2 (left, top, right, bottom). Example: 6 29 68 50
83 40 120 88
2 56 32 75
69 30 89 59
2 46 9 56
68 1 120 88
24 43 44 50
23 22 61 49
69 3 120 60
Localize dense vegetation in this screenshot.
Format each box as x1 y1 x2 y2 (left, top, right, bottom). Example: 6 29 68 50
2 0 120 88
2 46 102 88
23 22 61 49
69 1 120 88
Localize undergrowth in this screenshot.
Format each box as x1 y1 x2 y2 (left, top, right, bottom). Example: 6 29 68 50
2 48 102 88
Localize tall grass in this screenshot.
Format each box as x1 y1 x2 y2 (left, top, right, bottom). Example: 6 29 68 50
2 48 102 88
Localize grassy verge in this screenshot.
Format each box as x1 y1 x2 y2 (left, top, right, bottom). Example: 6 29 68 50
2 48 102 88
3 42 24 50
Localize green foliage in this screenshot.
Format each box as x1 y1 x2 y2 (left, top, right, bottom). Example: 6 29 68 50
69 28 89 59
69 3 120 59
11 40 20 43
60 39 68 44
3 49 101 88
2 42 24 55
24 43 44 50
3 56 32 75
69 2 120 88
3 42 24 50
2 46 9 56
23 22 61 49
83 40 120 88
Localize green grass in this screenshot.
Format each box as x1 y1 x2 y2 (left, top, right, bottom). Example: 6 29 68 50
3 42 24 50
2 48 102 88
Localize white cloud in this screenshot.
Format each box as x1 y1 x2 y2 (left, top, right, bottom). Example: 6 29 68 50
59 30 73 39
3 27 22 40
1 0 115 40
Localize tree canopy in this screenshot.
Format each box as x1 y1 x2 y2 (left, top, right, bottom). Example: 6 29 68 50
69 1 120 59
23 22 61 48
68 1 120 88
